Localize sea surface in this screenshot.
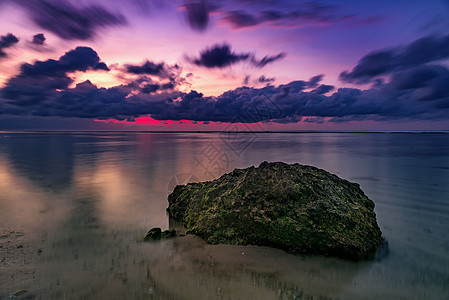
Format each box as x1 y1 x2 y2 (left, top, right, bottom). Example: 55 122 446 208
0 131 448 299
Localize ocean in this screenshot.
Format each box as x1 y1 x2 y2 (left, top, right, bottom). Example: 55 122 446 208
0 131 448 299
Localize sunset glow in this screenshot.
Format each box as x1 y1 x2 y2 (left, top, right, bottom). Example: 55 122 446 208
1 0 449 130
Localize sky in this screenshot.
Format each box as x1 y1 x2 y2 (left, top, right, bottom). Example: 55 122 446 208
1 0 449 131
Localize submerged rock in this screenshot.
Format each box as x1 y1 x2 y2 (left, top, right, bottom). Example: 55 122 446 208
144 228 177 241
144 228 162 240
10 289 28 297
161 228 176 238
167 161 383 260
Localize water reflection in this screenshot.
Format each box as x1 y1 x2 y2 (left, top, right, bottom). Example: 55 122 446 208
0 132 448 299
0 133 77 191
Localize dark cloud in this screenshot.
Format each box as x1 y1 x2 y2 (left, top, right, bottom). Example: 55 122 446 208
141 83 160 94
251 52 286 67
178 0 378 32
389 65 449 103
257 75 275 84
340 34 449 84
2 46 448 125
223 10 259 28
126 74 180 94
0 33 19 58
243 75 251 85
307 74 324 88
122 70 449 123
56 46 109 72
16 0 126 40
188 43 286 68
2 54 449 124
303 116 324 124
221 2 368 29
32 33 46 45
183 0 210 32
189 43 251 68
2 47 108 106
126 61 166 76
311 84 334 95
161 82 175 90
124 61 180 78
124 60 187 93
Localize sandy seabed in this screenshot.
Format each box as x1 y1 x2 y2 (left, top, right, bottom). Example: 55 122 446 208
0 222 431 300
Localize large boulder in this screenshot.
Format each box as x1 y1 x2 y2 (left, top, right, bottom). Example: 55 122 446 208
167 162 383 260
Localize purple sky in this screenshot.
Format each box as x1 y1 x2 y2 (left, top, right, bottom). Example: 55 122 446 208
1 0 449 130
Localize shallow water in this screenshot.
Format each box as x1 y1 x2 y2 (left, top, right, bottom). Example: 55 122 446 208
0 132 448 299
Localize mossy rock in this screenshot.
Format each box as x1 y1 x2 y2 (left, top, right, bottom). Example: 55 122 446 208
144 227 162 240
167 161 383 260
161 228 176 238
144 228 177 241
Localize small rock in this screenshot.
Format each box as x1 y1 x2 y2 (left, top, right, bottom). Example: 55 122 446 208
10 289 28 297
143 228 162 241
143 228 176 241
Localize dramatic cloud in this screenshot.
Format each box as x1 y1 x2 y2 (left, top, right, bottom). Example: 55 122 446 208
1 47 108 106
188 43 286 68
221 2 360 29
16 0 127 40
32 33 46 45
340 34 449 84
2 51 449 124
178 0 378 32
2 46 448 125
0 33 19 58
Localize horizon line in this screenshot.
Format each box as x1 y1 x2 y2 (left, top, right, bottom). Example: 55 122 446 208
1 130 448 134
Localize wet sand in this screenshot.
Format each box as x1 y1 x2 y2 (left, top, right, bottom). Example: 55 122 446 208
1 220 442 300
1 224 367 300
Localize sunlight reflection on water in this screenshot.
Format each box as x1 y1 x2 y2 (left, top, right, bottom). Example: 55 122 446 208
0 132 448 299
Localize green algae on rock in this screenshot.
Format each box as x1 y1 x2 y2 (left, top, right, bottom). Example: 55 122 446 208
167 161 383 260
143 228 176 241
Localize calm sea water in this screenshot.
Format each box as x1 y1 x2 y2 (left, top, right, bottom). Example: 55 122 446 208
0 132 448 299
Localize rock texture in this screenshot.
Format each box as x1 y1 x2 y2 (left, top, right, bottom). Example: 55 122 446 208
143 228 176 241
167 162 383 260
